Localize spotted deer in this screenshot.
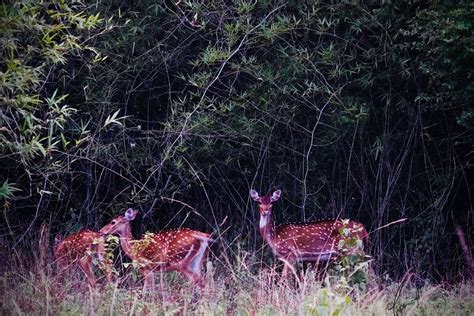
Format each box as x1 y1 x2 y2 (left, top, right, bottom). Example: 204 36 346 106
250 189 368 280
99 208 213 290
53 230 112 287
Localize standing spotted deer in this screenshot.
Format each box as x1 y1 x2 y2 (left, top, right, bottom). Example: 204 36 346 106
99 208 213 290
53 230 112 287
250 189 368 280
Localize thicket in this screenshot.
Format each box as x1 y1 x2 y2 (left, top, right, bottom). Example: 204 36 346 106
1 0 473 282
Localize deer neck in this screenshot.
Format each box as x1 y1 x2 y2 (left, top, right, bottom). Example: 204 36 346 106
118 225 135 260
259 212 276 246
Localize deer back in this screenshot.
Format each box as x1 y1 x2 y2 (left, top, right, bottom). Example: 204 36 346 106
54 230 102 262
274 220 368 254
132 228 211 266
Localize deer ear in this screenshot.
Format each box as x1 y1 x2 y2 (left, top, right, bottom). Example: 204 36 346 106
250 190 260 201
124 208 137 221
271 190 281 202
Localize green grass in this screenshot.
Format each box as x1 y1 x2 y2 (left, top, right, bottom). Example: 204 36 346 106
1 254 473 315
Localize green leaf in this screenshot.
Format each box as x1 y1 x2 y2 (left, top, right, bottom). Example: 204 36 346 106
0 181 21 200
103 109 130 128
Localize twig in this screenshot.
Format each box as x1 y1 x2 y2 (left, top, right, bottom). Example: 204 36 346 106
160 196 197 211
373 218 407 232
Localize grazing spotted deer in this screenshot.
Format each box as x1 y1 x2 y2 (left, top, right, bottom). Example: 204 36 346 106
53 230 112 287
250 189 368 280
99 208 213 290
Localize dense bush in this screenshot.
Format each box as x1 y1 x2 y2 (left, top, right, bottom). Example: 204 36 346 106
1 0 473 282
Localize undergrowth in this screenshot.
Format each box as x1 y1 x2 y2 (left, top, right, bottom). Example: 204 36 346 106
1 248 472 315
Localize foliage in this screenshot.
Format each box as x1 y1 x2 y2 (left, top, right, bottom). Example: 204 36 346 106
0 180 20 200
332 221 370 291
0 0 472 284
0 0 104 158
1 247 473 315
0 0 112 224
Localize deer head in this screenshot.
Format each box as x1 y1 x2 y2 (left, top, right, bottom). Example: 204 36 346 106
250 189 281 216
100 208 138 235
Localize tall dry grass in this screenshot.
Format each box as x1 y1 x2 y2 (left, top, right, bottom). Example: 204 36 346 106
1 240 473 315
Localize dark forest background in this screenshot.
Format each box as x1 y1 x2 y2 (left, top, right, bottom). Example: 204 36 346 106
1 0 473 282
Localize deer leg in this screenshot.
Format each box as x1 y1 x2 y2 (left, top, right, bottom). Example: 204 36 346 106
103 258 113 284
281 263 288 279
172 241 206 288
187 240 209 285
179 253 204 287
279 258 297 284
97 242 113 283
181 267 204 288
183 269 198 282
54 258 71 286
79 257 96 288
195 241 210 270
140 268 154 292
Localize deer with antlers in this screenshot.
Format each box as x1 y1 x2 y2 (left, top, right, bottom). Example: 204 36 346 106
250 189 368 280
53 230 113 288
99 208 213 290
